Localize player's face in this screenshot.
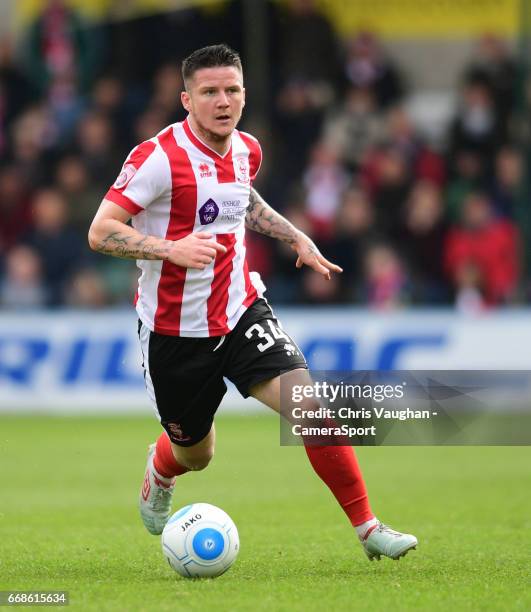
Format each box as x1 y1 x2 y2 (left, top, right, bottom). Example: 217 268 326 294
181 66 245 150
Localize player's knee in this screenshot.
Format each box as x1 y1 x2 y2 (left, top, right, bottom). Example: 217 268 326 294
294 396 320 415
180 449 214 471
292 396 322 428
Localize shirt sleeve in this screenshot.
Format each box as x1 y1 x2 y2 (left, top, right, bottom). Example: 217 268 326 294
104 140 170 214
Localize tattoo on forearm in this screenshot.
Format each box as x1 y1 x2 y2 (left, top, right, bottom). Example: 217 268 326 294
96 232 172 260
245 188 301 245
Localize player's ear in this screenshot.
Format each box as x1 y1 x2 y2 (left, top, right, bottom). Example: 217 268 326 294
241 87 246 108
181 91 191 112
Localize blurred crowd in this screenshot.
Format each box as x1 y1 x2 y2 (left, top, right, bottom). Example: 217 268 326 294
0 0 529 311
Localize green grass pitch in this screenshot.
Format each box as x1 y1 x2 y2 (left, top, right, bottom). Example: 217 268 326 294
1 413 529 611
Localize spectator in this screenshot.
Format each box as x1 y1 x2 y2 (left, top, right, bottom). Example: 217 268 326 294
133 107 169 145
65 267 109 308
21 0 98 96
267 191 312 303
0 245 47 309
54 154 100 232
277 0 341 90
0 37 31 156
396 181 449 303
21 188 85 306
150 63 186 124
362 144 411 239
46 68 87 144
273 0 341 184
328 187 378 301
300 267 341 303
344 31 403 109
89 75 130 144
385 106 446 186
322 86 384 170
466 34 517 124
303 141 350 240
75 111 122 190
453 261 485 314
445 149 485 222
489 146 524 219
363 244 408 310
444 192 520 306
10 105 54 187
449 73 505 169
274 79 329 182
0 165 33 253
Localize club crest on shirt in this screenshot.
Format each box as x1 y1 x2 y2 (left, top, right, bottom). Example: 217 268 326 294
199 198 219 225
235 156 250 184
114 163 137 189
199 162 213 178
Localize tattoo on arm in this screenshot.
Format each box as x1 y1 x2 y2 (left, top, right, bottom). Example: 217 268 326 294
245 188 303 246
96 231 172 260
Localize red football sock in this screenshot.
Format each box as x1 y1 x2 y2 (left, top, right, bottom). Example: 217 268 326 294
304 444 374 526
153 433 189 478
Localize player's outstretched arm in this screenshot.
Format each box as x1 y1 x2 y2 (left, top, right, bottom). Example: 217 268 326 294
88 199 226 269
245 188 342 280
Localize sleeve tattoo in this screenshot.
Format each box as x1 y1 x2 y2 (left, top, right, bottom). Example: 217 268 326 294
95 231 172 260
245 188 301 245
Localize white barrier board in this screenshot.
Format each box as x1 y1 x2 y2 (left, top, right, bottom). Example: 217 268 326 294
1 308 531 413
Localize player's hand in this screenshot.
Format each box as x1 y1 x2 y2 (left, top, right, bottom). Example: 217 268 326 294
168 232 227 269
291 232 342 280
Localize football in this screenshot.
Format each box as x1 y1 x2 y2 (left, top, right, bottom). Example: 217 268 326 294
161 503 239 578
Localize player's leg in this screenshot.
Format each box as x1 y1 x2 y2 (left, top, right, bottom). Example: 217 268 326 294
250 370 417 560
138 322 226 534
152 423 215 477
168 424 215 471
140 426 216 535
249 369 375 531
224 300 417 560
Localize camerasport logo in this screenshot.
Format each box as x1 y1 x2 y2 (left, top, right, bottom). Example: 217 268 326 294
199 162 213 178
114 163 137 189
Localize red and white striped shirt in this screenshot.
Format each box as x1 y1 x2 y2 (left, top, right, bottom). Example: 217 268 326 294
105 118 263 337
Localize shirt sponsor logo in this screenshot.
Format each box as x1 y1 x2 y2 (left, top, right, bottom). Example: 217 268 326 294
114 163 137 189
199 162 213 178
199 199 219 225
221 199 246 222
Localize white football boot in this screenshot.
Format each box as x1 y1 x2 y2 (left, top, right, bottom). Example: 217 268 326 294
361 522 417 561
139 443 176 535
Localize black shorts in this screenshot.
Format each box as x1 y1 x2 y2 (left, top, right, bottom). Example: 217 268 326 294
138 299 307 446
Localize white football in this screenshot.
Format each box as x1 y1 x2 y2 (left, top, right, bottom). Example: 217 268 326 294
161 503 239 578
